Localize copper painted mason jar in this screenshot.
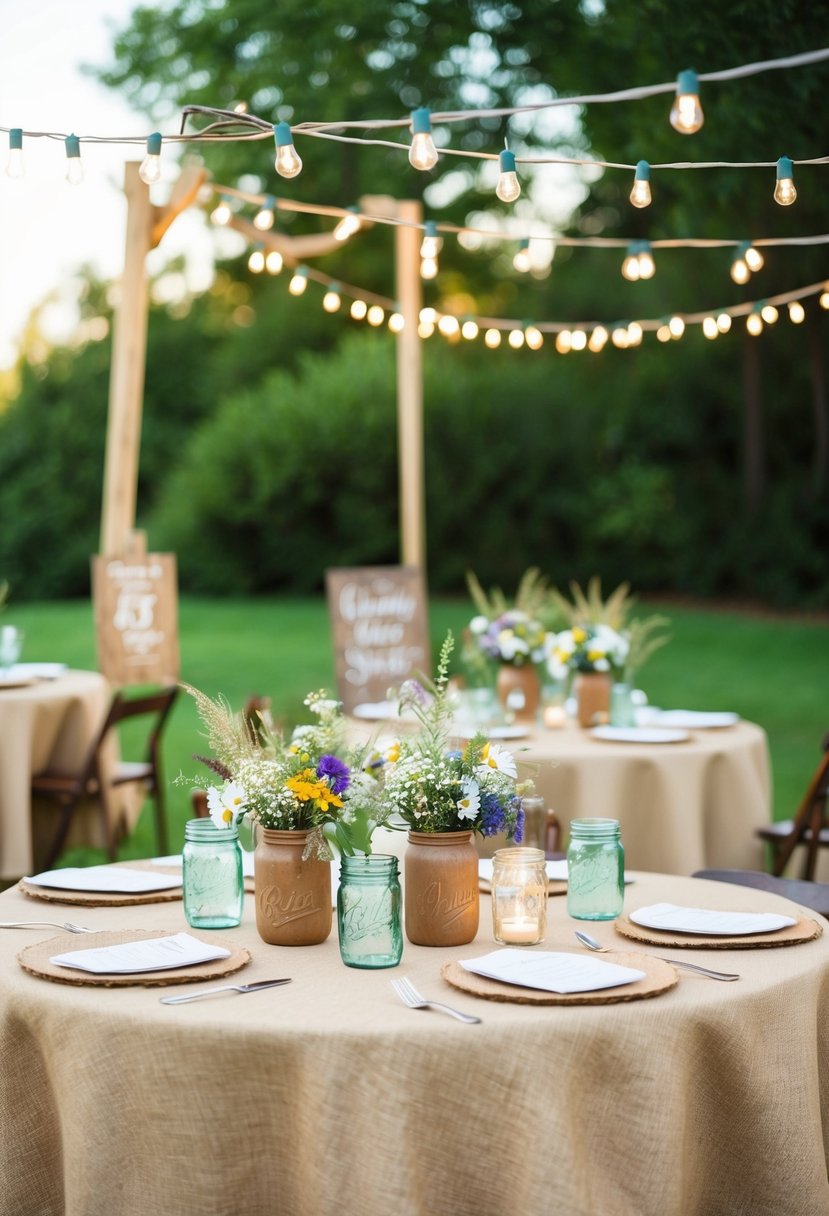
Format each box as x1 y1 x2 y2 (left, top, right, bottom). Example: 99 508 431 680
254 828 332 945
404 830 479 946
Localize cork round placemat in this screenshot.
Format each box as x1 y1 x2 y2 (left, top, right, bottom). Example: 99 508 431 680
614 912 822 950
440 952 678 1005
18 868 184 907
17 929 251 988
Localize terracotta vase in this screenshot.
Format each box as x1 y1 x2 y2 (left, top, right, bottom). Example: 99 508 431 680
254 828 332 945
404 830 479 946
496 663 540 723
573 671 612 728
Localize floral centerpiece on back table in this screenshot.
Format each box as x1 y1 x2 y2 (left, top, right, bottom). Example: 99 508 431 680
383 633 527 946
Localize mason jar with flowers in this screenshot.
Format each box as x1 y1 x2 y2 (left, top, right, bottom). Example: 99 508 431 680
468 609 549 722
382 634 524 946
545 624 630 727
185 685 387 946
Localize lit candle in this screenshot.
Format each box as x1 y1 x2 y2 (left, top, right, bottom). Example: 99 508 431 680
543 705 566 729
497 916 541 945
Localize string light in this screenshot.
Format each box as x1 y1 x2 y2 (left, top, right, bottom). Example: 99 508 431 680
484 328 502 348
570 329 587 351
323 283 342 312
288 266 308 295
138 132 162 185
438 315 460 338
408 108 438 171
265 250 283 274
333 205 362 242
774 155 797 205
6 128 24 179
555 331 572 353
525 325 544 350
746 309 764 335
621 240 655 281
273 122 302 179
247 245 265 273
388 311 405 333
64 134 83 186
669 316 685 338
461 319 479 340
508 328 525 349
637 242 655 279
588 327 608 352
495 143 521 203
367 304 385 326
621 244 641 281
254 194 276 231
761 303 779 324
821 290 829 309
730 243 751 284
670 69 704 134
788 301 806 323
717 312 732 332
420 221 441 279
656 325 672 343
629 160 652 208
745 244 764 272
513 239 532 273
702 316 719 339
210 195 232 225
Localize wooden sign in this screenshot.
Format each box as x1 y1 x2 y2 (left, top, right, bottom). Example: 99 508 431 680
325 566 430 713
91 553 180 687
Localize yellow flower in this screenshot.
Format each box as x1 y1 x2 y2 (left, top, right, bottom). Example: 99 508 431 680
573 626 587 643
286 768 344 811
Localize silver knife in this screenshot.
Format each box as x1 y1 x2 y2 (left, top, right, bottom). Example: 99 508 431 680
159 978 291 1005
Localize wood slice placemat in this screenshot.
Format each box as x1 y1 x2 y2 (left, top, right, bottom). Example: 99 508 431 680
440 952 678 1006
615 912 822 950
17 929 251 988
479 878 567 898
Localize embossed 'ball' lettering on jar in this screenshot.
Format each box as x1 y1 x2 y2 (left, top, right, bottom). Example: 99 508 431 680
337 854 402 969
254 828 332 946
404 830 479 947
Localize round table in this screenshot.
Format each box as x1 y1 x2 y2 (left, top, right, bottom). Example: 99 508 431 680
0 870 826 1216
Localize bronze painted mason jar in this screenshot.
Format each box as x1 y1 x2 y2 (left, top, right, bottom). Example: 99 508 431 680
404 830 479 946
254 828 332 945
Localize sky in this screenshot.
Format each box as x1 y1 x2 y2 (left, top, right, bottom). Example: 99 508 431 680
0 0 214 370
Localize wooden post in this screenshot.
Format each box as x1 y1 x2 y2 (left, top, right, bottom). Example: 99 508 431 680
100 162 152 556
394 199 425 570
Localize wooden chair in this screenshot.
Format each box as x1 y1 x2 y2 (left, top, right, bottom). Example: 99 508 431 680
692 869 829 920
191 789 209 818
755 732 829 880
243 695 272 748
32 686 179 868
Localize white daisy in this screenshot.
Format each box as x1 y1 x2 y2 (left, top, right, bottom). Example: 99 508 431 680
206 781 246 828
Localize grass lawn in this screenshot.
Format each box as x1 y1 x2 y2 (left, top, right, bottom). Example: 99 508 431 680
9 595 828 867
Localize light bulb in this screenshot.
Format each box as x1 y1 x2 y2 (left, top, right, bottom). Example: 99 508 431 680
745 245 764 272
420 257 438 280
265 250 283 275
210 198 232 225
669 69 704 134
484 328 501 349
495 148 521 203
288 268 308 295
637 244 655 279
350 299 368 320
761 304 778 324
419 222 442 260
656 325 672 343
669 316 685 338
248 248 265 273
629 160 651 208
64 134 83 185
702 316 718 339
273 122 302 179
508 329 525 349
323 285 341 312
555 331 572 354
334 207 361 242
621 247 641 281
461 320 479 340
138 132 162 185
730 255 750 285
438 315 459 337
420 308 437 324
788 301 806 324
367 305 385 327
388 312 405 333
611 327 630 349
408 108 438 171
525 326 544 350
746 312 763 336
570 330 587 351
774 156 796 205
588 327 608 352
821 292 829 310
717 313 732 333
6 129 24 179
418 321 435 338
513 239 531 273
254 195 276 231
627 322 643 345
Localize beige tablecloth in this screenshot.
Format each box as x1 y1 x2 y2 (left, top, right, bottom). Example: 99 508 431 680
0 871 826 1216
0 671 142 879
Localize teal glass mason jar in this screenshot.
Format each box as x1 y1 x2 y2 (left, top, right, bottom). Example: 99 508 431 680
182 818 244 929
337 854 402 969
566 818 624 921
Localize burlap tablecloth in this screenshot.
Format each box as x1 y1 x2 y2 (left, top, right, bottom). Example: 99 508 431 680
1 870 827 1216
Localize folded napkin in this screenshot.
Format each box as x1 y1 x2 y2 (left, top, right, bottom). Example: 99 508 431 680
630 902 795 936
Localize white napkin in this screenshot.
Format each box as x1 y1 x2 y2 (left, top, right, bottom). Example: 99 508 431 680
24 866 183 894
478 858 568 883
461 948 646 994
50 932 230 974
630 902 795 936
151 851 255 879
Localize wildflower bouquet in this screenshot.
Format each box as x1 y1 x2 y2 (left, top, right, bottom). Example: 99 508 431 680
464 568 553 672
545 622 631 681
547 577 669 683
382 634 525 840
184 685 387 859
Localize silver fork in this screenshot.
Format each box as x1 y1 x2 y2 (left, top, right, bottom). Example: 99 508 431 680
391 976 482 1023
0 920 96 933
160 978 292 1005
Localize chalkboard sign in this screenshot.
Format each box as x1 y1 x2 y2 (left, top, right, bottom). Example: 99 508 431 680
326 566 430 713
91 553 180 687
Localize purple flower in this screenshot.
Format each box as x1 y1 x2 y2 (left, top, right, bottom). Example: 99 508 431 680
480 791 507 837
513 803 525 845
317 754 351 795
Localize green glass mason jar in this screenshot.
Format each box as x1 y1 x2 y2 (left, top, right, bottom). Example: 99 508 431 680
566 818 624 921
337 854 402 969
182 818 244 929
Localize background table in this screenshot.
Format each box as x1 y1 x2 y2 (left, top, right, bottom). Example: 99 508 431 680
0 671 140 880
0 871 826 1216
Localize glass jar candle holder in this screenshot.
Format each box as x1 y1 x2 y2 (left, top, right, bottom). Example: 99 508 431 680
566 818 624 921
491 847 548 945
182 818 244 929
337 854 402 969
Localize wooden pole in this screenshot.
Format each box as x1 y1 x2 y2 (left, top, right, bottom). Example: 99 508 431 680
100 162 152 556
394 199 425 571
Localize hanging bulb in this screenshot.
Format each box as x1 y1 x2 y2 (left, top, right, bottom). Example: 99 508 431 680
210 196 232 225
669 69 704 134
265 250 283 275
254 194 276 231
288 267 308 295
273 122 302 179
6 129 24 179
138 132 162 185
247 246 265 273
323 284 341 313
761 304 778 324
627 322 643 346
350 299 368 321
408 108 438 171
367 305 385 327
334 206 362 242
656 325 672 343
730 243 751 285
556 331 573 354
629 160 652 208
717 313 732 333
420 257 439 280
746 310 764 336
637 242 655 279
570 330 587 351
484 329 502 349
788 301 806 324
461 319 479 340
702 316 719 339
525 326 544 350
621 243 641 281
388 312 405 333
745 244 764 272
774 156 796 205
587 326 608 352
669 316 685 339
495 146 521 203
419 221 442 260
64 134 83 185
513 239 531 273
